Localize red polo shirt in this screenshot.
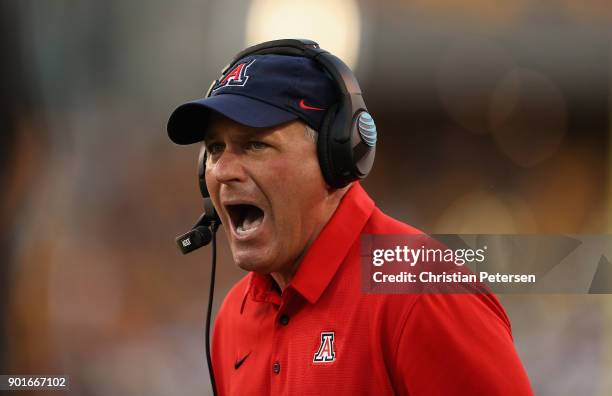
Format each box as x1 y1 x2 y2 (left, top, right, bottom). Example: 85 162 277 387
211 183 533 395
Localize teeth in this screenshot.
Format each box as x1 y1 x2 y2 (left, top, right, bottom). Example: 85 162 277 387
236 224 253 235
233 205 264 237
242 212 262 230
236 217 263 235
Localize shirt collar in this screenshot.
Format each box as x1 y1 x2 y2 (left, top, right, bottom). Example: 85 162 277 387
240 182 375 312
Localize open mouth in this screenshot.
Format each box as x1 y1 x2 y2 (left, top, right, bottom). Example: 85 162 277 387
225 203 265 238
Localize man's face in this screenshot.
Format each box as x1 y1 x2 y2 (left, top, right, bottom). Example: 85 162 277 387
204 114 329 276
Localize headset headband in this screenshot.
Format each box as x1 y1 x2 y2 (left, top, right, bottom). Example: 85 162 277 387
201 38 375 189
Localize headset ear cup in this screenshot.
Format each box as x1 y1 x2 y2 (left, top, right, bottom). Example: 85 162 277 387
352 111 377 179
317 103 339 188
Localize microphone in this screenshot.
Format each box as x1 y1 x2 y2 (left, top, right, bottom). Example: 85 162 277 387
176 225 212 254
174 196 222 394
176 198 220 254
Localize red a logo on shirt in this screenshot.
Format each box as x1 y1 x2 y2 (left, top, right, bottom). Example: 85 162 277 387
313 332 336 363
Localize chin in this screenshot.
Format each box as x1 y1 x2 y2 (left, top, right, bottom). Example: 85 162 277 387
231 248 275 274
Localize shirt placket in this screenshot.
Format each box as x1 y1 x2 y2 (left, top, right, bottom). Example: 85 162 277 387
268 287 302 395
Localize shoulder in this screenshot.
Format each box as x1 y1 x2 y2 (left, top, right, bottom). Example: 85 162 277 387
214 273 251 327
403 292 512 337
364 207 512 331
365 206 424 235
390 292 533 393
212 273 251 363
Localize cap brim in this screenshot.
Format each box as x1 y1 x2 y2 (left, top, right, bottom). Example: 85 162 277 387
167 94 298 145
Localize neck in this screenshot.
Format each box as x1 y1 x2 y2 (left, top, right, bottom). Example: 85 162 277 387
270 185 350 291
270 215 329 291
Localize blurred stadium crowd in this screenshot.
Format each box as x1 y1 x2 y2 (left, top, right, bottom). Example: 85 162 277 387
1 1 611 395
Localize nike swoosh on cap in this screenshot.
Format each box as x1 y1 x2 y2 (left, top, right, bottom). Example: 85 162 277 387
299 99 325 111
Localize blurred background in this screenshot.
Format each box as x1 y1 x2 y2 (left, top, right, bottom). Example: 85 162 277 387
1 0 611 394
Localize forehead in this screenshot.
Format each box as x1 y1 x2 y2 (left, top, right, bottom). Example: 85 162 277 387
204 112 307 143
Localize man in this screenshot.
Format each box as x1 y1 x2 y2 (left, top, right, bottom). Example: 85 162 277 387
167 41 533 395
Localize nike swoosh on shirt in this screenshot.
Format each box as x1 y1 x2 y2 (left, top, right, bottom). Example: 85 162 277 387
234 352 251 370
299 99 325 111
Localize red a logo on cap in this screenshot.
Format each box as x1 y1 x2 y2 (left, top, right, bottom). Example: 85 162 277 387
212 59 255 92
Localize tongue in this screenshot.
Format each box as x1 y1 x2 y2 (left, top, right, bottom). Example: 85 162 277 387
238 206 263 232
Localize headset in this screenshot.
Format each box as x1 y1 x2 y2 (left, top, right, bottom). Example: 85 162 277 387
177 38 377 252
173 39 377 395
203 38 377 191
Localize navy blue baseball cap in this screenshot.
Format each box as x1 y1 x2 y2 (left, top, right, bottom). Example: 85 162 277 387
167 54 338 145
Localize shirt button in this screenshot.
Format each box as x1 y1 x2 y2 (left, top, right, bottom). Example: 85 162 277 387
272 361 281 374
279 314 290 326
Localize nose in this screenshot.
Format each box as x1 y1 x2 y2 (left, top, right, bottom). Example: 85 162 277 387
209 149 247 186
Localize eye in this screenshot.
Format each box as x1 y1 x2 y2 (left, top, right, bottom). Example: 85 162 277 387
248 141 269 151
206 142 225 155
